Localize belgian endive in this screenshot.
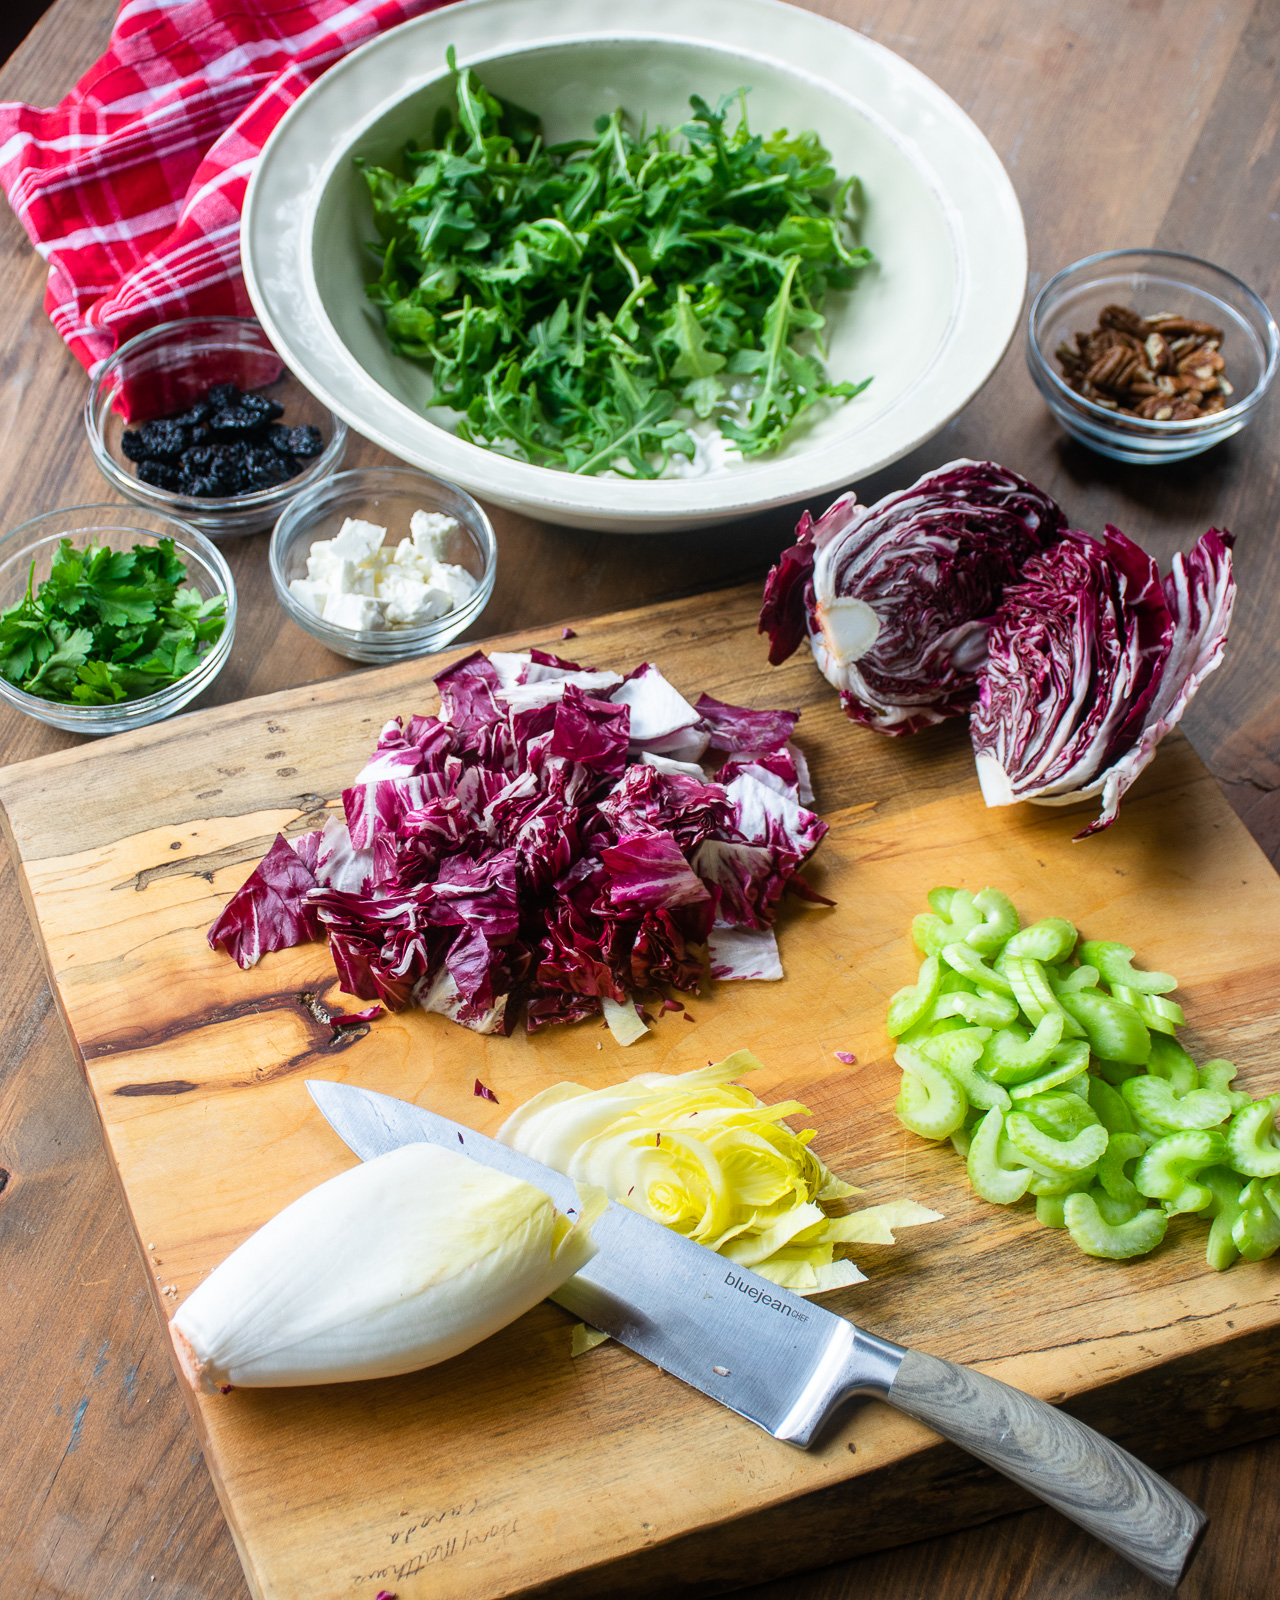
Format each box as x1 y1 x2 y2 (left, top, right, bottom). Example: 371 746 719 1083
170 1143 603 1392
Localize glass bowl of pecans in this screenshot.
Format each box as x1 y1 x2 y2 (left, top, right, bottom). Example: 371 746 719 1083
1027 249 1278 463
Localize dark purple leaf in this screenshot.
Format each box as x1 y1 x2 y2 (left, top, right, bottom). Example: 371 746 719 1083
758 533 816 666
207 833 321 969
548 685 630 775
694 692 799 753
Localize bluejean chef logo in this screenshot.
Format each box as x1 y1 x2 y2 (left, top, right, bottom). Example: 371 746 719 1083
724 1271 808 1322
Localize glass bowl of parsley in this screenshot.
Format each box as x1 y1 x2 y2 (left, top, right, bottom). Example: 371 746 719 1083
0 505 237 735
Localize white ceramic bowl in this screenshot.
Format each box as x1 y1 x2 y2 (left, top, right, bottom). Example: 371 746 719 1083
243 0 1026 532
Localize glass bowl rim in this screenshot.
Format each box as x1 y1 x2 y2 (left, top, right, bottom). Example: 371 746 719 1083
1027 247 1280 434
0 501 238 721
84 314 349 512
269 464 497 646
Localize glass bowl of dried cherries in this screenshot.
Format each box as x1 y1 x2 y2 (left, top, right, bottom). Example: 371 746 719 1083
85 317 347 535
1027 248 1279 463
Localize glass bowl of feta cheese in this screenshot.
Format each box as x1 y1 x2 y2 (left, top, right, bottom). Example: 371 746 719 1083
269 465 496 662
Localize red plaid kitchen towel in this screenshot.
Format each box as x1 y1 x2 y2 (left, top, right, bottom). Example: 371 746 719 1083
0 0 455 372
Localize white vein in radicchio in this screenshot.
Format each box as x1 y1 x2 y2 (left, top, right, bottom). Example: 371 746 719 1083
971 526 1235 837
207 651 828 1033
759 460 1067 734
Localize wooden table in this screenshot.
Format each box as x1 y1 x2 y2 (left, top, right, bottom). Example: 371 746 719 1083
1 2 1277 1597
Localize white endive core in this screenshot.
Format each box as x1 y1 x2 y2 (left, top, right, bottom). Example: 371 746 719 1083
171 1143 600 1392
815 595 881 666
973 752 1016 807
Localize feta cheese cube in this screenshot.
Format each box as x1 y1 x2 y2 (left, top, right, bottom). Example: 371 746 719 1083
384 581 451 627
288 578 329 619
425 560 478 607
328 517 387 562
409 510 458 560
324 593 387 632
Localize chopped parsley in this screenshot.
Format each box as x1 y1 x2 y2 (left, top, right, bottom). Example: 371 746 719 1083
361 52 873 476
0 537 228 705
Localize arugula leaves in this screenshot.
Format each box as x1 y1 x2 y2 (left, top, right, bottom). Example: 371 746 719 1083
361 58 873 476
0 538 228 706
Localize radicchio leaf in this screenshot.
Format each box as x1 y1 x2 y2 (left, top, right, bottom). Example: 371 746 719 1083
694 692 799 753
207 833 322 969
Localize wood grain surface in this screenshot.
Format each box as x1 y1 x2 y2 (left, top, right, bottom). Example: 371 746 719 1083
1 2 1278 1599
4 585 1280 1599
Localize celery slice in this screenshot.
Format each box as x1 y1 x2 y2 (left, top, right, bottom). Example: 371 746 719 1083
1004 918 1078 963
966 1107 1032 1204
941 942 1015 995
1063 1191 1168 1259
1008 1041 1091 1102
886 955 942 1037
1122 1076 1234 1136
1232 1177 1280 1260
1080 941 1177 994
1134 1130 1228 1214
1201 1167 1245 1271
894 1045 967 1140
964 887 1020 955
1058 988 1151 1065
1224 1095 1280 1178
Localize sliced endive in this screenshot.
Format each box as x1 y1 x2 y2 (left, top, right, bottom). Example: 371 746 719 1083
171 1143 603 1392
497 1052 940 1295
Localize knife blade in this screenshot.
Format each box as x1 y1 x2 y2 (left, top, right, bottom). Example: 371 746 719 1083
306 1079 1206 1589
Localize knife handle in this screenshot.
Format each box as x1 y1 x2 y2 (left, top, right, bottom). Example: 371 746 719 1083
885 1348 1206 1590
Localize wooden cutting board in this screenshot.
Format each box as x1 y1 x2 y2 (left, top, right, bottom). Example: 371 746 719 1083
2 583 1279 1600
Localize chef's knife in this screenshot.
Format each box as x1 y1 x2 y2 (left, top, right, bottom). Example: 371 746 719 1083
306 1079 1205 1589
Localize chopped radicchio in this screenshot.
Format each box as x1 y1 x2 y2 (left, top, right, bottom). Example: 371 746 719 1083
971 526 1235 837
207 656 828 1034
208 833 322 969
759 459 1066 733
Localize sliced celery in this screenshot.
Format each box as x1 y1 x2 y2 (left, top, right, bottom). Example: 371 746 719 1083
1097 1132 1147 1206
1058 988 1151 1066
1201 1167 1245 1272
1232 1177 1280 1260
1063 1191 1168 1259
1122 1076 1234 1136
1008 1041 1092 1102
941 942 1015 995
1005 1110 1108 1176
1134 1130 1228 1214
966 1107 1032 1204
1004 918 1078 963
1087 1075 1136 1135
1224 1095 1280 1178
1079 941 1177 994
964 887 1020 955
980 1013 1066 1085
886 955 942 1038
1003 956 1086 1037
894 1045 967 1140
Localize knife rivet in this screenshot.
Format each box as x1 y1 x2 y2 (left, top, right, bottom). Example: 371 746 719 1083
712 1366 730 1376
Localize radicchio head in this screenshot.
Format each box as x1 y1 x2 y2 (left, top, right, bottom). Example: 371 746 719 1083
971 526 1235 837
760 459 1066 733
